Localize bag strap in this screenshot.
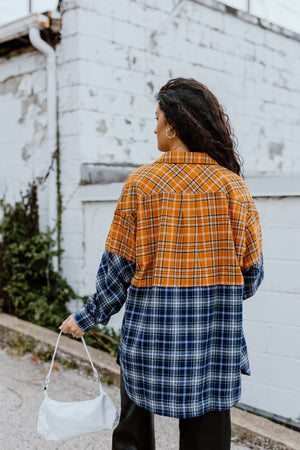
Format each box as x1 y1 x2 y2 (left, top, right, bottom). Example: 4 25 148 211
44 331 103 394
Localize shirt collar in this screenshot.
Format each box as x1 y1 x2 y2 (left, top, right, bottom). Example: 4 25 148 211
156 150 218 165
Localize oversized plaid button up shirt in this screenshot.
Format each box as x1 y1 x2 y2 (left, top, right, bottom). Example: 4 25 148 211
74 151 264 418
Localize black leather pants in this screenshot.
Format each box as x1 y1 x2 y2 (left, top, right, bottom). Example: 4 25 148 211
179 409 231 449
112 373 231 450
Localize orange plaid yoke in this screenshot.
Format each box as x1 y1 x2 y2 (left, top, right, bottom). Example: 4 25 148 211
105 151 263 288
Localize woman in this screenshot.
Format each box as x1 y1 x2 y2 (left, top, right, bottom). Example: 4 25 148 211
60 77 264 449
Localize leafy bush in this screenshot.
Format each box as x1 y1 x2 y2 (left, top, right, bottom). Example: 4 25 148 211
0 184 120 356
0 184 73 330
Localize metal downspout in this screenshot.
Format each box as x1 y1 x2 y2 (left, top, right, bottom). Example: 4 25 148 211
28 27 58 271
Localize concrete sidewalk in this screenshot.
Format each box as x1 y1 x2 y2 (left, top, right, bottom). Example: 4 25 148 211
0 346 250 450
0 313 299 449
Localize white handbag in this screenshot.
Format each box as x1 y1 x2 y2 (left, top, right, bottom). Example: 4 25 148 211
37 331 119 441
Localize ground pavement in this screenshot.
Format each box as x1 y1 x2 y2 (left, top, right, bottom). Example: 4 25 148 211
0 347 250 450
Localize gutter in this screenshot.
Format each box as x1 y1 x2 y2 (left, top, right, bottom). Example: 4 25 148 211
29 27 58 271
0 13 50 44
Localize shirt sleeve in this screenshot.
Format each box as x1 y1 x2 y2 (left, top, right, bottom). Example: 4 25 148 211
242 206 263 271
243 252 264 300
242 203 264 300
74 249 136 332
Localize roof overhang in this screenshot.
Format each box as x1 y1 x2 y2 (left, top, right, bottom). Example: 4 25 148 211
0 12 61 57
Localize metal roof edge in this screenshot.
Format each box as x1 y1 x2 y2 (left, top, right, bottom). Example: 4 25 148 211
191 0 300 43
245 174 300 198
0 13 50 45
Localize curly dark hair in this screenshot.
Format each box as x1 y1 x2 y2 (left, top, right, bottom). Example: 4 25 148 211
155 78 243 177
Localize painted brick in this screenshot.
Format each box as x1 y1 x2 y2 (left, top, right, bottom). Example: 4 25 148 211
78 0 130 21
223 12 254 38
59 184 81 208
0 52 46 83
78 135 113 163
31 70 47 94
142 0 178 13
58 85 82 112
61 231 83 259
60 135 81 161
144 4 168 30
126 140 158 165
264 28 297 54
60 8 78 37
262 260 300 294
247 352 300 392
81 201 116 290
128 1 148 27
77 35 132 70
255 198 300 228
61 0 77 10
37 185 50 232
74 86 150 118
61 207 82 230
244 291 300 328
243 321 272 354
81 63 149 96
262 228 300 261
241 379 300 420
56 34 80 63
60 159 81 185
60 255 83 293
79 135 129 164
112 19 146 50
270 325 300 359
57 60 81 87
77 9 114 42
58 110 81 136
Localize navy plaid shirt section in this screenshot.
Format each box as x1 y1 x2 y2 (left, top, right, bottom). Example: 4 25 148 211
74 250 135 332
243 253 264 300
74 249 264 418
119 284 244 417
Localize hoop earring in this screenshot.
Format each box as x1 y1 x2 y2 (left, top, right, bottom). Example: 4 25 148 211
166 128 176 138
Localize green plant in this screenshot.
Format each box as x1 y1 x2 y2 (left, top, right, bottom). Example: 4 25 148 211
60 359 78 370
0 183 121 357
103 376 113 385
0 183 74 330
36 349 53 362
6 331 34 356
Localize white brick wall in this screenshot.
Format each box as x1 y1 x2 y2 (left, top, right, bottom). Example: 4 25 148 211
0 51 50 228
241 197 300 420
1 0 300 421
62 0 300 174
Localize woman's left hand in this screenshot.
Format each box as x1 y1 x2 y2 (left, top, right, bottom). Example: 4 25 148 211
59 314 85 338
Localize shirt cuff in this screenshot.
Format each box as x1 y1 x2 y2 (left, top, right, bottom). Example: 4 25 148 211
73 306 97 333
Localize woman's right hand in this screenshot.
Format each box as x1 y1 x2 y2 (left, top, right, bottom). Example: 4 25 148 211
59 314 85 339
